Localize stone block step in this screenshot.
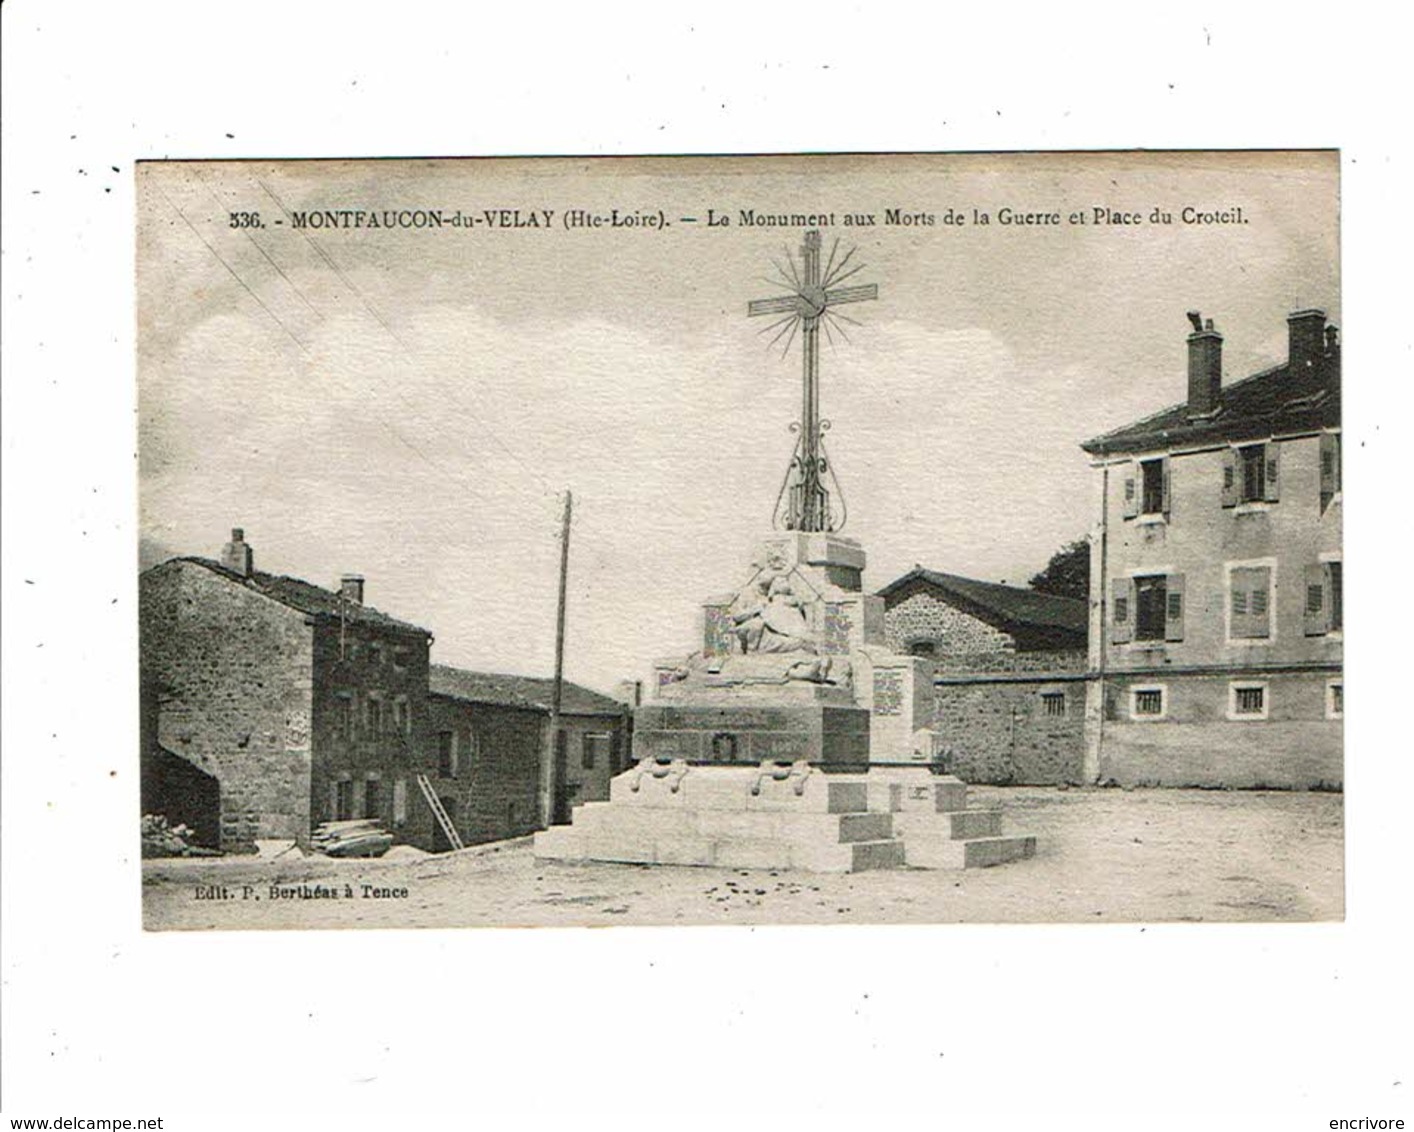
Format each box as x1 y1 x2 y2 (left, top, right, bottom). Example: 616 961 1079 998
962 835 1036 868
836 812 893 843
890 809 1002 846
945 809 1004 839
902 832 1037 870
851 839 906 871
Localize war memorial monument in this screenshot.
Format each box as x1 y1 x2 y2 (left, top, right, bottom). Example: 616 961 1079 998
535 230 1036 872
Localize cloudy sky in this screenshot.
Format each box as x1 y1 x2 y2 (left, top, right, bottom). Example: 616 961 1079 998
137 153 1339 691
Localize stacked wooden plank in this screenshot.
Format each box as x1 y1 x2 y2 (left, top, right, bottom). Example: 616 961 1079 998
311 819 394 858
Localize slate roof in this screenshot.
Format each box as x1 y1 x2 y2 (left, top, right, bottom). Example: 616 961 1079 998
428 664 627 718
1080 352 1341 457
153 557 432 636
877 568 1089 638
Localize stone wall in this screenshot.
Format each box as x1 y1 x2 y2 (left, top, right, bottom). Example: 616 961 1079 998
883 589 1087 674
885 589 1013 665
559 714 629 807
934 677 1087 784
310 620 438 851
426 696 545 845
140 562 315 852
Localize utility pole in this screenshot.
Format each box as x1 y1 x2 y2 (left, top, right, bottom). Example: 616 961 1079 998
542 489 572 827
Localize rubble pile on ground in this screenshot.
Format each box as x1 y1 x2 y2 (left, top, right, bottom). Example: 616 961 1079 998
312 819 395 858
141 814 219 858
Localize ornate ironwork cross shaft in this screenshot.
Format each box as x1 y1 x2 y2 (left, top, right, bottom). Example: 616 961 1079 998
747 229 879 532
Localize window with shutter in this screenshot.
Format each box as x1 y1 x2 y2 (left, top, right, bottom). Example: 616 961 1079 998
1221 450 1239 508
1229 565 1273 640
1140 458 1166 515
1304 563 1330 636
1111 579 1132 644
1263 442 1281 502
1328 561 1343 631
1135 575 1168 641
1319 432 1340 511
1239 444 1266 503
1164 573 1186 641
1122 464 1139 519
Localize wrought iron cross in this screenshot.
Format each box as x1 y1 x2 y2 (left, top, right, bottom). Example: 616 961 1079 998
747 229 878 532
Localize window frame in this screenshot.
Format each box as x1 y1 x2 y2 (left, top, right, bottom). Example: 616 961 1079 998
1139 457 1166 517
437 730 457 779
1133 574 1169 642
333 691 354 739
582 731 612 770
1326 679 1344 720
1238 443 1266 504
1129 684 1168 722
334 778 355 822
1040 691 1066 718
1225 558 1278 646
1227 680 1271 721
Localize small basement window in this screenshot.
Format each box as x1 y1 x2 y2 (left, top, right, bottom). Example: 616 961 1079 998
1228 681 1270 721
1040 692 1066 718
1327 681 1344 720
1131 686 1166 720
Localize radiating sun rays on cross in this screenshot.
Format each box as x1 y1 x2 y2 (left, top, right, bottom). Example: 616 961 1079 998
746 229 881 533
751 235 875 358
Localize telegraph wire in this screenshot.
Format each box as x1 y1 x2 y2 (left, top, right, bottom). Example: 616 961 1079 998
193 173 324 322
255 176 557 498
153 183 311 356
156 176 556 521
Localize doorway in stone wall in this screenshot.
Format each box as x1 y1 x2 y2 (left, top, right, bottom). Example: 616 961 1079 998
141 746 221 849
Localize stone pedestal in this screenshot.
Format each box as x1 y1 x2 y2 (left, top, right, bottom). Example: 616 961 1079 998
534 762 1036 874
633 703 871 770
574 532 1036 873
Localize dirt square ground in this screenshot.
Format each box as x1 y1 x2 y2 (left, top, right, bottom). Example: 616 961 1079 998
141 786 1343 930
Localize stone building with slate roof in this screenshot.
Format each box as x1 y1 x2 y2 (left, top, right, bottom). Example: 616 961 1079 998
140 529 441 852
878 569 1089 784
1079 309 1343 788
426 665 631 842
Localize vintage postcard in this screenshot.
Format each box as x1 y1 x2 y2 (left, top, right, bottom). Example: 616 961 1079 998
137 152 1342 930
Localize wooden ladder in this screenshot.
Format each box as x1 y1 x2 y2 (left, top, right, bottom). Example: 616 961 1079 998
415 773 464 851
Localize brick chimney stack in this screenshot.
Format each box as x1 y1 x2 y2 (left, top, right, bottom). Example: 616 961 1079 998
340 575 365 605
1186 311 1223 415
220 528 253 578
1288 309 1328 376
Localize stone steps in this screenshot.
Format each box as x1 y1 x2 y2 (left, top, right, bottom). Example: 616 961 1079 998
901 832 1037 870
534 801 905 873
533 765 1037 874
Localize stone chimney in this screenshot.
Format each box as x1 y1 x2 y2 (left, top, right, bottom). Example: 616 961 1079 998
1186 311 1223 415
339 574 365 605
1288 309 1328 375
220 528 253 577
